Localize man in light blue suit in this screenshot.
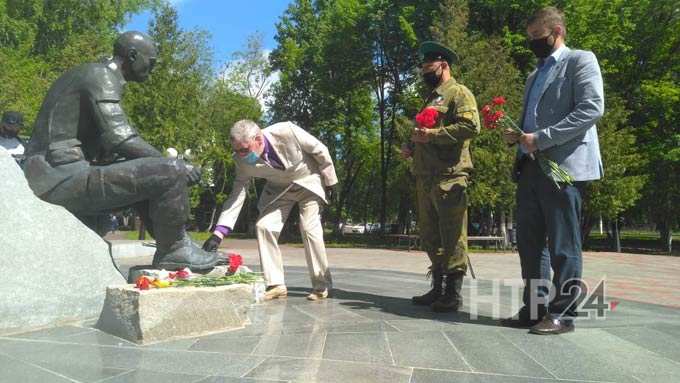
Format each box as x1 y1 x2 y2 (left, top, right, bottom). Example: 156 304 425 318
501 6 604 335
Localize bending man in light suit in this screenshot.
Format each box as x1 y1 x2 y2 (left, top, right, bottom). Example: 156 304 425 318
501 7 604 334
203 120 337 301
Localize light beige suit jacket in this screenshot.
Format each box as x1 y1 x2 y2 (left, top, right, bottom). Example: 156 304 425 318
216 121 338 229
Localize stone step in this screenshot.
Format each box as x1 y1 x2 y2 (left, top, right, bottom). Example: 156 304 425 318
96 282 255 344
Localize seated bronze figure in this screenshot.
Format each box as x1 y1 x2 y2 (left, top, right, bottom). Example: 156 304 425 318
23 31 220 271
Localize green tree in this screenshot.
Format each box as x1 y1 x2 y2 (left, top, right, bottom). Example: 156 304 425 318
430 0 523 236
0 0 153 132
581 95 646 247
567 0 679 250
123 3 215 223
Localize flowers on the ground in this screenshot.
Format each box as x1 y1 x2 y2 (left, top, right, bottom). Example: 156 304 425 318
133 263 259 290
228 253 243 274
152 279 171 288
175 268 191 279
481 96 573 188
415 107 439 129
135 276 151 290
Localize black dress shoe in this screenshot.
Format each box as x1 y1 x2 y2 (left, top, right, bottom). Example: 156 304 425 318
500 316 539 328
529 315 574 335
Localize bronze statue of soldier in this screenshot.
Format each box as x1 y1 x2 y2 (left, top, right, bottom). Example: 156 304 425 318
23 31 220 271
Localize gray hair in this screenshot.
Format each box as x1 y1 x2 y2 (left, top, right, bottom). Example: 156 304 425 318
230 119 261 143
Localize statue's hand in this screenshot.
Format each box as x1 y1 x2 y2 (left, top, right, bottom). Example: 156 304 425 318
184 162 202 185
202 234 222 252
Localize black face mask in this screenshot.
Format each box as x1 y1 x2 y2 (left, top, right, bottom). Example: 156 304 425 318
528 33 555 58
422 65 442 88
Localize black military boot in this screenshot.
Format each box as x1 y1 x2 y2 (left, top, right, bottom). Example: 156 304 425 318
412 267 443 305
431 272 464 313
152 227 222 271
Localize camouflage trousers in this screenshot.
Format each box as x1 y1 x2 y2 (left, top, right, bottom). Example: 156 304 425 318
416 175 468 274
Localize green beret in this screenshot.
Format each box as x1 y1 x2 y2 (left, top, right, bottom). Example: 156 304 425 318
419 41 458 64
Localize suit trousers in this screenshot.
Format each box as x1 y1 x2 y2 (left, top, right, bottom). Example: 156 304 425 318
256 185 331 290
516 158 585 321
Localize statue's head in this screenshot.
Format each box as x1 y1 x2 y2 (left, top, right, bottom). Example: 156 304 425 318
113 31 158 83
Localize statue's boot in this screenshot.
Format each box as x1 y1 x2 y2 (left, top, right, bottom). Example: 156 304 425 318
144 159 221 271
152 228 221 271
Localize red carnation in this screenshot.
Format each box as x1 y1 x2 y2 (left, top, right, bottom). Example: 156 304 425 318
481 104 491 117
228 253 243 274
492 96 506 106
176 268 191 279
493 110 505 121
415 107 439 128
135 276 151 290
483 117 498 130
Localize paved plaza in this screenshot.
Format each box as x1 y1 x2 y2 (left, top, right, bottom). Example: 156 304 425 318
1 239 679 383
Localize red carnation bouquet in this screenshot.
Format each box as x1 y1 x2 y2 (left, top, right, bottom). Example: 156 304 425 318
415 107 439 129
482 96 572 188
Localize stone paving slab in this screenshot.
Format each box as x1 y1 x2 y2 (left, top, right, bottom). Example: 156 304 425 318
2 242 679 383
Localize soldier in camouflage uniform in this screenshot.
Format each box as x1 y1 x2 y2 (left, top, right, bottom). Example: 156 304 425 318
401 41 480 312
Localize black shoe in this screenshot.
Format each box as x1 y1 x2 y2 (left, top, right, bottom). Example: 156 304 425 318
500 306 545 328
529 314 575 335
153 237 221 271
431 272 463 313
412 268 443 306
500 317 540 328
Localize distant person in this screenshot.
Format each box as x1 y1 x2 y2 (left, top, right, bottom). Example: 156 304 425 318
202 119 337 301
401 41 480 313
501 7 604 334
0 111 26 162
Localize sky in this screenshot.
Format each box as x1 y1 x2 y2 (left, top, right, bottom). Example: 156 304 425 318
124 0 292 68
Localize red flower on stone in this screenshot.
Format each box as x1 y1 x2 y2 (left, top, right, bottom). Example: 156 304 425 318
228 253 243 274
492 96 506 106
135 276 151 290
415 107 439 129
176 268 191 279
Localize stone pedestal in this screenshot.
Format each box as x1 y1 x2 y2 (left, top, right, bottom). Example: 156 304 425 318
0 148 125 335
96 283 254 344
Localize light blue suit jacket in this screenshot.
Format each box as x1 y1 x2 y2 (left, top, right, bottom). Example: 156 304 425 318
518 47 605 181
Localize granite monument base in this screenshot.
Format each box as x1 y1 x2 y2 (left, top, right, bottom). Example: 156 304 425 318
0 148 126 335
96 283 254 344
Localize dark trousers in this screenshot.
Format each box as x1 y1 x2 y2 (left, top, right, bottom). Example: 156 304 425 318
516 158 585 321
42 158 190 251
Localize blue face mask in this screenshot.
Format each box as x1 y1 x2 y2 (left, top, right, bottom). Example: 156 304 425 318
244 151 260 164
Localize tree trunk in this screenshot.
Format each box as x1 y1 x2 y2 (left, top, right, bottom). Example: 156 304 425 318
581 213 595 250
659 221 673 254
500 210 508 249
612 219 621 253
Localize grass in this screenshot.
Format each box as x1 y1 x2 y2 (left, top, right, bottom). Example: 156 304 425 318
119 229 678 255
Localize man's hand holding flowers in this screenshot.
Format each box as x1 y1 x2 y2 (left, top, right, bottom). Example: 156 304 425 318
411 107 440 144
519 132 538 153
